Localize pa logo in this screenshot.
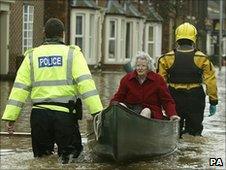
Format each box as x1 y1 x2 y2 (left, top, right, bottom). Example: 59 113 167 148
209 158 224 167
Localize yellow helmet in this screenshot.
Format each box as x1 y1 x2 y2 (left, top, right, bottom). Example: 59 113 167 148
175 22 197 43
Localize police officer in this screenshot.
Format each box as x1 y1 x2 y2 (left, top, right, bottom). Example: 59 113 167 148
2 18 103 164
157 22 218 137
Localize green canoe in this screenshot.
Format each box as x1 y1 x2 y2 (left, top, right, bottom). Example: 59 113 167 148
93 104 180 162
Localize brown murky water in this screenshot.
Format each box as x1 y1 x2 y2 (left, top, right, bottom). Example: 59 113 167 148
0 69 225 169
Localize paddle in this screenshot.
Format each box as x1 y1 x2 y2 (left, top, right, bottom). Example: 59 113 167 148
0 131 87 137
0 131 31 137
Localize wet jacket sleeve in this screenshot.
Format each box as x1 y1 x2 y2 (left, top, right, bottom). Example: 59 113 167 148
157 76 177 118
72 46 103 115
110 76 128 104
2 51 32 121
196 57 218 105
157 54 174 82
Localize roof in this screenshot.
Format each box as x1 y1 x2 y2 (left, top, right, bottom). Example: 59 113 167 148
70 0 99 10
138 3 162 22
124 2 143 18
144 5 163 22
106 0 125 15
208 0 226 19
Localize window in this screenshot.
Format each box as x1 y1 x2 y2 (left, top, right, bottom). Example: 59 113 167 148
108 20 117 59
23 5 34 53
145 23 162 60
136 21 140 49
71 11 99 64
89 14 95 59
75 14 84 50
120 19 125 59
106 17 128 63
223 37 226 56
148 26 154 57
210 36 217 56
125 22 133 59
71 10 99 64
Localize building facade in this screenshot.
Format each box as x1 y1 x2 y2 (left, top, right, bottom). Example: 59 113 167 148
0 0 44 78
68 0 163 70
1 0 224 77
0 0 163 77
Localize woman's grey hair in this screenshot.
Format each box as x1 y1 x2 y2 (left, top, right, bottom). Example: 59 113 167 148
131 51 156 71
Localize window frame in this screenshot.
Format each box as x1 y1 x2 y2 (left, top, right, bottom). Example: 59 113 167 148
105 16 144 64
144 22 162 61
120 19 126 61
75 14 85 51
108 19 117 60
70 9 99 65
147 25 154 57
88 14 95 59
22 4 34 53
125 21 133 59
222 37 226 56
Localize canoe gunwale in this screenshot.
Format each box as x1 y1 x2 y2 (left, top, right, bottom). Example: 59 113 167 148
105 103 179 123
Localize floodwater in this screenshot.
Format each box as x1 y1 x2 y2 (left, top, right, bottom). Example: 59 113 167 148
0 69 225 169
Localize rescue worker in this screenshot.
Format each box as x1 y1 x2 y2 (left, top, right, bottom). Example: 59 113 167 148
157 22 218 137
2 18 103 164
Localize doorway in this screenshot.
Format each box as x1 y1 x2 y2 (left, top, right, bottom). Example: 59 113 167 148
0 11 9 75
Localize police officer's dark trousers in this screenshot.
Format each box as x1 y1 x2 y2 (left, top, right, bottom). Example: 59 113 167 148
30 108 83 159
169 86 206 136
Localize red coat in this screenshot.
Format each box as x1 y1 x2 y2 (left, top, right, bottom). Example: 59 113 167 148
110 71 177 119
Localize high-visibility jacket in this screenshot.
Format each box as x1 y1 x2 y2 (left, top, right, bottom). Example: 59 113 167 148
157 49 218 105
2 44 103 121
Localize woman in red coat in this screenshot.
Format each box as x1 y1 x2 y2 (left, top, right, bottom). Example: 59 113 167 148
110 52 180 120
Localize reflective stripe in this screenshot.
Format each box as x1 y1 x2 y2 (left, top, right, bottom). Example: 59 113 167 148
81 89 99 100
75 74 92 84
29 52 34 85
8 99 24 108
32 96 77 104
67 47 74 80
32 80 74 87
14 82 31 91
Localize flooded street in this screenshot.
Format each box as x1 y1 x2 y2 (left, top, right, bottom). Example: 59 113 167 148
0 68 225 169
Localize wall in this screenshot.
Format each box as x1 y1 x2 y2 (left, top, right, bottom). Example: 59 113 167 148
44 0 69 44
8 0 44 75
8 0 23 74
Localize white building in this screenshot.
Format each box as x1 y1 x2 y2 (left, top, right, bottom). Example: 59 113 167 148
70 0 163 69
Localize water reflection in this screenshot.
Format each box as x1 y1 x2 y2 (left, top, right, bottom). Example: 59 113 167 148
0 70 225 169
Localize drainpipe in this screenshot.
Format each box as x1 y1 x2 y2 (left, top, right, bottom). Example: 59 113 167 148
219 0 223 71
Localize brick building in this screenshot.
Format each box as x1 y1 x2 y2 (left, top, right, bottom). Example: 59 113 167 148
46 0 163 70
0 0 163 77
0 0 44 78
1 0 225 78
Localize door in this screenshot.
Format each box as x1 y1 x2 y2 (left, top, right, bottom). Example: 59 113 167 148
0 11 9 75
